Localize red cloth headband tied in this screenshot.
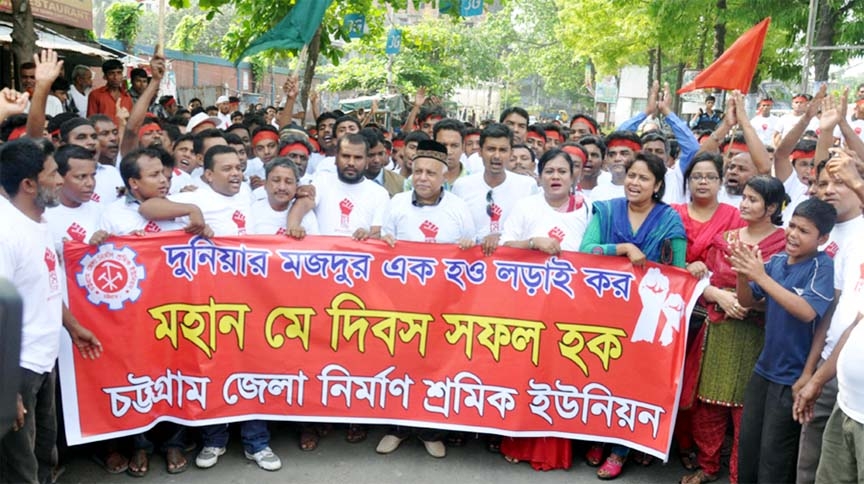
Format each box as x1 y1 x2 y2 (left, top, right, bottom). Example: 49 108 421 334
8 126 27 141
526 131 545 142
570 116 597 134
790 149 815 161
546 131 563 142
723 141 749 154
252 131 279 146
392 139 406 148
561 145 586 163
279 142 310 157
138 124 162 138
606 139 641 153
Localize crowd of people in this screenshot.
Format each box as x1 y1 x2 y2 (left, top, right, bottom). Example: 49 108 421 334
2 48 864 484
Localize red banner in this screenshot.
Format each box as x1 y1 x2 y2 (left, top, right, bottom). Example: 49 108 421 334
59 233 704 459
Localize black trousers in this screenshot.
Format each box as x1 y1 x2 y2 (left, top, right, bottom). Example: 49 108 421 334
738 372 801 484
0 368 57 484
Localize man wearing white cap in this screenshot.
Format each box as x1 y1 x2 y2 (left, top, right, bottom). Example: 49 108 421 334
216 95 231 128
187 112 222 135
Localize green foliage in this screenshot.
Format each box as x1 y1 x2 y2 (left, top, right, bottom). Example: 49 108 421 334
104 2 143 50
170 14 208 53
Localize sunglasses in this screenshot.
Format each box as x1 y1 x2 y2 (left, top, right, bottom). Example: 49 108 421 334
485 189 494 217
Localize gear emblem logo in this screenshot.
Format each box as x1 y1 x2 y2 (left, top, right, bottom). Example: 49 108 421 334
75 244 146 310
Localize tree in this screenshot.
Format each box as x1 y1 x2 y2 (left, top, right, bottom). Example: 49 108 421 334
105 2 144 52
9 0 36 89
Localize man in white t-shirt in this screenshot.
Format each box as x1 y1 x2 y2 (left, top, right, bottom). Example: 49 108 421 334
377 140 472 459
288 133 390 240
44 145 110 254
60 117 124 204
590 131 641 203
250 158 318 235
751 98 780 147
68 65 92 117
718 151 759 207
0 138 102 484
169 133 197 194
452 123 536 254
774 94 818 147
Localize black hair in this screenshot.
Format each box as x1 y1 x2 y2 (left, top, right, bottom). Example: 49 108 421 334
684 151 724 192
479 122 513 147
203 144 239 171
315 111 339 131
542 123 563 140
537 148 574 175
227 123 250 135
577 134 607 158
265 157 300 180
417 105 446 124
54 145 96 176
162 124 180 143
51 77 70 92
59 118 95 143
193 128 226 154
499 107 529 124
433 118 466 141
527 124 547 140
101 59 123 74
224 132 244 147
605 130 642 151
120 148 165 188
705 95 716 102
512 143 537 162
792 197 837 236
404 130 430 144
332 115 361 138
641 131 670 155
358 127 384 149
0 113 28 142
745 175 789 226
19 61 35 71
0 139 48 197
337 132 370 155
626 152 667 201
189 97 202 105
88 114 113 126
569 113 600 134
791 140 817 166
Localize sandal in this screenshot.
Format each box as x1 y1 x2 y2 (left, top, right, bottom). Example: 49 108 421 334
585 444 604 467
503 455 520 464
127 449 149 477
300 427 320 451
345 424 367 443
679 448 697 471
165 447 188 474
680 469 719 484
633 450 654 466
486 436 501 453
91 450 128 475
597 453 625 480
446 432 466 447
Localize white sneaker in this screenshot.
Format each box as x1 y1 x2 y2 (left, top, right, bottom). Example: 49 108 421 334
195 446 226 468
376 434 407 454
423 440 446 458
244 446 282 471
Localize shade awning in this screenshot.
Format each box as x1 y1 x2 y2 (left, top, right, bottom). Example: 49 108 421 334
0 21 112 58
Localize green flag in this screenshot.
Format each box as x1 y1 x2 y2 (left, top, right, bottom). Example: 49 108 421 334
236 0 334 62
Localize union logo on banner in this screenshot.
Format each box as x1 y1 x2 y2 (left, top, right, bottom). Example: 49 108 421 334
75 244 146 310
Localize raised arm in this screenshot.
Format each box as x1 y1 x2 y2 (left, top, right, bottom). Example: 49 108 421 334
402 87 427 133
698 96 735 154
658 83 699 172
775 89 824 182
26 50 63 139
276 76 298 129
732 91 772 175
121 56 164 156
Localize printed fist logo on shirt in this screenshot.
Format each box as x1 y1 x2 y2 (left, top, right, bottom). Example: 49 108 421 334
548 227 565 243
762 124 768 131
91 192 101 202
67 222 87 242
232 210 247 235
144 221 162 233
488 204 502 232
419 220 439 242
824 241 839 258
44 248 60 292
276 227 287 236
339 198 354 228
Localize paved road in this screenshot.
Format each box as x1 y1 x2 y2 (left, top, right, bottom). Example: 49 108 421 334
58 425 731 483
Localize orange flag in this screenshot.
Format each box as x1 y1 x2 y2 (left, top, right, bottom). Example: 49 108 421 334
678 18 771 94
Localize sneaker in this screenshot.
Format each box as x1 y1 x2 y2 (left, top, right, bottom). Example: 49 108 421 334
422 440 446 458
244 446 282 471
195 446 226 469
376 434 407 454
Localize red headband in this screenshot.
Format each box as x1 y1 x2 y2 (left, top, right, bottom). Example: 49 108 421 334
723 141 749 154
790 149 815 161
570 116 597 134
606 139 641 153
138 124 162 138
163 97 176 107
546 131 563 142
308 138 320 152
8 125 27 141
279 142 310 157
793 95 808 102
526 131 546 142
759 100 774 106
561 145 586 163
252 130 279 146
856 99 864 108
392 139 405 148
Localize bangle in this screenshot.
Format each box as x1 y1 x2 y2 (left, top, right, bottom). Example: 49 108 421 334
528 238 535 249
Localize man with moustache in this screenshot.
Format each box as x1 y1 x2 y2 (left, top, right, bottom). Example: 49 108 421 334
361 127 404 197
576 135 606 198
59 118 124 204
250 157 318 235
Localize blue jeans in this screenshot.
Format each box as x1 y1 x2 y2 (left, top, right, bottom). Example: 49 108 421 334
200 420 270 454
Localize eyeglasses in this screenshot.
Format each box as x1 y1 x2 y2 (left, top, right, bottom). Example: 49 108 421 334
486 189 494 217
688 174 720 182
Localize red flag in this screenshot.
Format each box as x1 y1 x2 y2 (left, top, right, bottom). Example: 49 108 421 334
678 18 771 94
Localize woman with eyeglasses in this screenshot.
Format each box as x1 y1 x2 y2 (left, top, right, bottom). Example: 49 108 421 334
679 176 788 484
578 151 687 480
497 146 591 471
668 152 746 474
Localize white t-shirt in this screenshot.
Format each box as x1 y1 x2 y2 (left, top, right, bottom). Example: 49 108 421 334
717 187 742 208
451 172 538 240
822 222 864 362
837 296 864 423
46 95 64 117
662 161 685 204
782 174 809 227
821 215 864 259
169 185 253 236
44 202 104 254
776 113 819 141
169 168 195 195
382 190 475 243
0 202 64 373
751 115 780 147
308 152 326 174
499 192 592 252
589 181 625 203
245 156 265 182
69 85 89 117
93 163 125 204
314 156 337 174
312 172 390 236
250 198 319 235
833 118 864 145
100 196 185 235
465 152 484 175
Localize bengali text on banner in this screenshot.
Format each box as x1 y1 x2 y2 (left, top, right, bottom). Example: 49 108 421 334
59 233 705 459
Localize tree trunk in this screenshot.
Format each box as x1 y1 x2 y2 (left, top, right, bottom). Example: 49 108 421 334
10 0 36 90
647 47 656 90
713 0 726 60
299 25 322 124
697 19 707 69
813 1 838 82
674 62 685 114
656 44 662 87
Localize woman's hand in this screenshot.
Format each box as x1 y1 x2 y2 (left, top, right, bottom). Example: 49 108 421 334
686 261 709 279
715 290 748 320
621 243 647 266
